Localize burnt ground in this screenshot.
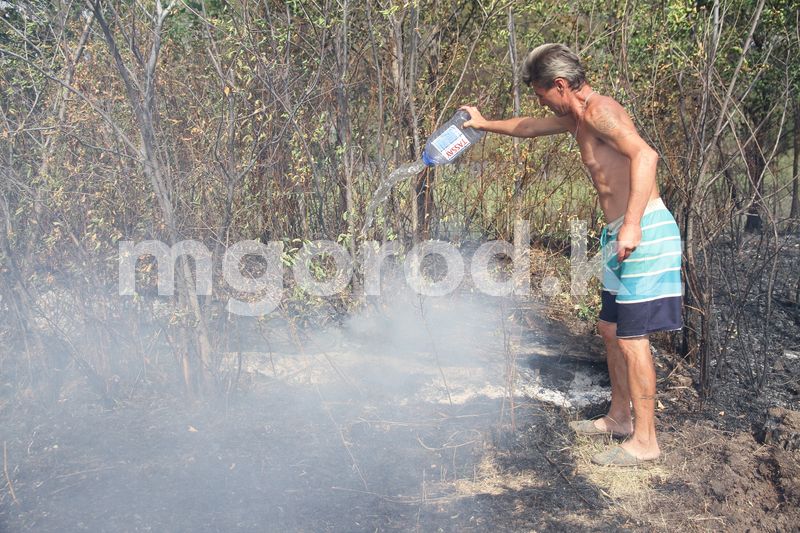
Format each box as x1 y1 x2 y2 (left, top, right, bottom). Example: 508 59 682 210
0 379 617 532
1 343 798 532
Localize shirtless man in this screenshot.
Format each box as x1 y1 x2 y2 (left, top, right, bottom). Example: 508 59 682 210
462 43 682 466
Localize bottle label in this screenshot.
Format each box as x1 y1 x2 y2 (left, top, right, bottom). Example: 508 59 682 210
432 125 471 161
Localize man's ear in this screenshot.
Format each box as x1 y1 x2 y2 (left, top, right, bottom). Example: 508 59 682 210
554 78 567 93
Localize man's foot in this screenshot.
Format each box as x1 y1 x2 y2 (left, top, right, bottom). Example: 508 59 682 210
619 438 660 461
591 445 642 466
591 440 661 466
569 416 633 438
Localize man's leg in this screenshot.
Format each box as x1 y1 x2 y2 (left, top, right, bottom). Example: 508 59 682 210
594 320 633 435
616 335 660 459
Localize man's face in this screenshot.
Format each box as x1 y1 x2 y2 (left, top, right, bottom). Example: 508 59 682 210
531 82 568 116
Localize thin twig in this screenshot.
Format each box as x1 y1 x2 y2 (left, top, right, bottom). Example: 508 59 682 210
316 385 368 491
416 435 478 452
55 465 117 480
3 441 20 506
331 485 454 505
417 295 453 406
500 298 517 432
536 444 596 508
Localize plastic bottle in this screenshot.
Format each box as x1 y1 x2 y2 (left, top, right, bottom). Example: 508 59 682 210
421 109 485 166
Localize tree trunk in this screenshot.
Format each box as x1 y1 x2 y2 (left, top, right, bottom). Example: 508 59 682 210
744 139 765 232
790 98 800 230
365 0 389 236
414 170 434 240
406 7 427 241
91 0 213 396
508 6 523 230
335 0 355 255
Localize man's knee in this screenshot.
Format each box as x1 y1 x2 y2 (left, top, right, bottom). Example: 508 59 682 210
616 336 651 360
597 320 617 342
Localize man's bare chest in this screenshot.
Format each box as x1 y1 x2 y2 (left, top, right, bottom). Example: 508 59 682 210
576 134 628 175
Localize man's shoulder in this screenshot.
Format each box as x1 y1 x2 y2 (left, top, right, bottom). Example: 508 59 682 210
585 94 625 119
584 95 634 135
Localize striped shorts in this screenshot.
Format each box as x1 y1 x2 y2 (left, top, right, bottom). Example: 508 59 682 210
599 198 683 338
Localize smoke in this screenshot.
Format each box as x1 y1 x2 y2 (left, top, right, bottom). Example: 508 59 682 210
223 266 517 407
1 261 608 532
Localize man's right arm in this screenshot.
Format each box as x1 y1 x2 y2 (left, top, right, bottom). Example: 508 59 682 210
460 106 571 138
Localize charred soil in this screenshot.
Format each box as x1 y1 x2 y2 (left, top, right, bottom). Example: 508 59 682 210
1 347 798 531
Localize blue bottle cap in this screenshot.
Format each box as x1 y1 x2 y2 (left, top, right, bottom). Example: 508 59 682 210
422 150 434 166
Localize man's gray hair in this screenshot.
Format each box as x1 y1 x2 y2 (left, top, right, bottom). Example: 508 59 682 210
521 44 586 90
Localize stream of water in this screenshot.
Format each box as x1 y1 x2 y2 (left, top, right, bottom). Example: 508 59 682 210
361 160 427 235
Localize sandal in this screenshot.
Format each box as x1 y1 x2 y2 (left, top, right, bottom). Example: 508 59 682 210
569 419 631 439
591 445 653 467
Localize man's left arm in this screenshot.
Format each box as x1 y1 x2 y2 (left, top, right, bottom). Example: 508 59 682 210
586 102 659 262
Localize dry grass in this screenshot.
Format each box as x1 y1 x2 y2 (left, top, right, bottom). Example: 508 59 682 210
451 454 541 496
569 432 669 500
564 433 676 530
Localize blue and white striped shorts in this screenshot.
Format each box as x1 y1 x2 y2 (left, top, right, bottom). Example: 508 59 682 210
599 198 683 338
